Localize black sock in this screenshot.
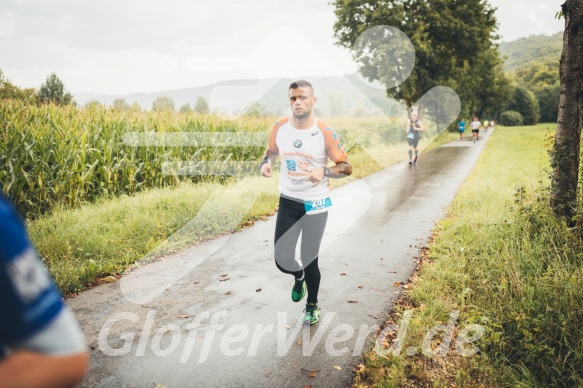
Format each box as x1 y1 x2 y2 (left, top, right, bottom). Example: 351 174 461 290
304 257 321 304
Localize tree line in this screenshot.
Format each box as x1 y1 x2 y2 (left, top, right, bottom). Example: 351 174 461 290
0 71 74 105
0 71 213 114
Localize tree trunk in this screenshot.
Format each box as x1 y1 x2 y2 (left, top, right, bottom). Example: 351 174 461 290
551 0 583 222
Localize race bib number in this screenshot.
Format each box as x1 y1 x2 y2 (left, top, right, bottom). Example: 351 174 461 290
304 197 332 215
407 132 415 139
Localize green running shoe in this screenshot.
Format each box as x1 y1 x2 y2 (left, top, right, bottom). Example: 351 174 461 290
291 278 306 302
303 303 320 325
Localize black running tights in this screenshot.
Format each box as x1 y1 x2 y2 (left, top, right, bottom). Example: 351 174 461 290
274 195 328 304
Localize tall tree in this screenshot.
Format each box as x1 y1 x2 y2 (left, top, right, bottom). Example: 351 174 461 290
130 102 141 112
37 73 74 105
0 70 36 101
332 0 503 115
179 103 192 113
194 96 209 114
152 96 174 112
459 47 511 119
84 100 102 110
505 86 540 125
512 61 559 122
551 1 583 221
112 98 130 110
244 102 270 117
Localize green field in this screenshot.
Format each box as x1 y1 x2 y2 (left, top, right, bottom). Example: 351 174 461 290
356 124 583 387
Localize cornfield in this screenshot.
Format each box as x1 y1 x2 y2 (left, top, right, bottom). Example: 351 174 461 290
0 100 399 219
0 100 273 219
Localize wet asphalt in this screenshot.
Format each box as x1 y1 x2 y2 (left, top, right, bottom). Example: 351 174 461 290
70 131 492 388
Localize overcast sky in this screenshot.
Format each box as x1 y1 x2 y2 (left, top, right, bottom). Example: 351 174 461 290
0 0 564 95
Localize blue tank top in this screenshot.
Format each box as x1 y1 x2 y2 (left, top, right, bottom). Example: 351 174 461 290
0 195 63 359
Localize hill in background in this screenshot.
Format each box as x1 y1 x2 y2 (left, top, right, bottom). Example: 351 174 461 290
74 74 405 117
499 32 562 71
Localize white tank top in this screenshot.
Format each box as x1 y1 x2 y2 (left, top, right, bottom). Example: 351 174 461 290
267 117 347 201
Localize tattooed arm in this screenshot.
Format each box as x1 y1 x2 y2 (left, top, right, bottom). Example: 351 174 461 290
306 157 352 185
326 157 352 178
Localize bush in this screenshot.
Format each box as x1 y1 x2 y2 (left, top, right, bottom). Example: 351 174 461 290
500 110 524 126
505 86 540 125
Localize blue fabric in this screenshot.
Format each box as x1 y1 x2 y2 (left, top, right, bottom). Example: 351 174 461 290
458 121 466 131
0 195 63 359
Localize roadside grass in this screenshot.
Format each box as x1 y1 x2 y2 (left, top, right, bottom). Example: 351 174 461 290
355 124 583 386
29 177 279 293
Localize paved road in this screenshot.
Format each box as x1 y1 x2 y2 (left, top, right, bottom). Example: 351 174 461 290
71 131 492 388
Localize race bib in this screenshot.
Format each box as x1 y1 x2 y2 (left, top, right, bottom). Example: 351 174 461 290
407 132 415 139
304 197 332 215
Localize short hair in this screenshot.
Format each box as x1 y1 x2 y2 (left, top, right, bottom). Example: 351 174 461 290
289 80 314 94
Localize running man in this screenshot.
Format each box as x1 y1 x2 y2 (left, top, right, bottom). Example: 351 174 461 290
458 118 466 141
260 80 352 325
483 118 489 132
406 111 425 164
0 194 88 387
470 117 481 143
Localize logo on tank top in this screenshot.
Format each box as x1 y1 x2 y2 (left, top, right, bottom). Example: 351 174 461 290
311 131 318 136
293 139 302 148
286 160 297 171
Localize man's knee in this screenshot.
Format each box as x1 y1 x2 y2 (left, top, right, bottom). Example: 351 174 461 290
274 254 294 274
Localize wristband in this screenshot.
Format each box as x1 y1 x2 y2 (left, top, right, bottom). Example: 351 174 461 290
260 156 270 168
323 167 330 177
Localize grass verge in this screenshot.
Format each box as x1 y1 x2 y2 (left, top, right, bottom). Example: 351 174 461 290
355 124 583 386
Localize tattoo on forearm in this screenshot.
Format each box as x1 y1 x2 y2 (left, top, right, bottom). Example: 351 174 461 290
328 161 353 178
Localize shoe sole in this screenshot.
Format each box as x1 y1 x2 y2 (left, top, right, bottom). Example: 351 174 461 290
292 293 306 302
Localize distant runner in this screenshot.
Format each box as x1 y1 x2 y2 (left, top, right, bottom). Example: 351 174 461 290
483 119 489 132
406 111 425 165
489 120 495 131
470 117 481 143
458 118 466 141
260 80 352 325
